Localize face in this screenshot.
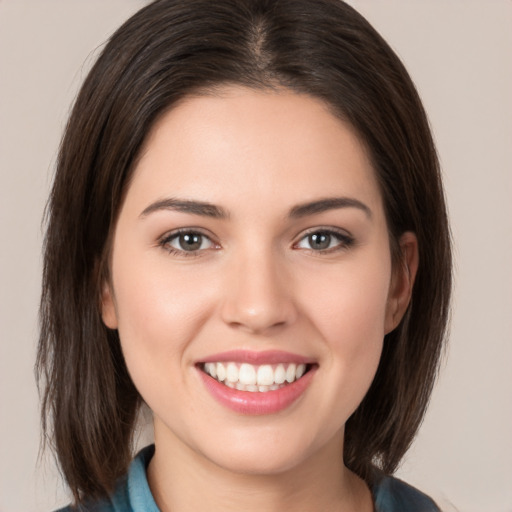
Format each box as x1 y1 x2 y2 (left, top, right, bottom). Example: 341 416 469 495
102 86 416 476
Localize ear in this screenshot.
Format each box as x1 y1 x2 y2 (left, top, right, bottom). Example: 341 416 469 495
385 231 419 334
100 280 119 329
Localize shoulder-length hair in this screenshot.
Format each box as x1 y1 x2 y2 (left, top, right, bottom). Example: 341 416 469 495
37 0 452 503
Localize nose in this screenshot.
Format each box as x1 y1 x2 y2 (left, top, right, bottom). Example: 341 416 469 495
220 249 298 335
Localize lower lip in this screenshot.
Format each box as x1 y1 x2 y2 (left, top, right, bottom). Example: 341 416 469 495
198 367 316 415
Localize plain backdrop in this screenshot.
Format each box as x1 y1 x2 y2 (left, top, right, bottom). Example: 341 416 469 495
1 1 511 511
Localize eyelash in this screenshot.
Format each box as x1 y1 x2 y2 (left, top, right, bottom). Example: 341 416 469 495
158 229 218 257
158 227 354 257
293 228 355 254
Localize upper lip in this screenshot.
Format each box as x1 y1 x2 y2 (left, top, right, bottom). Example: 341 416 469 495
199 350 314 365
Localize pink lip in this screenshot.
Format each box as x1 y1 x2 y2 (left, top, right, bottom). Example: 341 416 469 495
197 365 317 415
200 350 313 365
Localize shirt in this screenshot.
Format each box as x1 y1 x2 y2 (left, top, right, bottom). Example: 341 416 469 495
57 444 440 512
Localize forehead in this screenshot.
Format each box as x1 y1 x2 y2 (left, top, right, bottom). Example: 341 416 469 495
128 86 383 216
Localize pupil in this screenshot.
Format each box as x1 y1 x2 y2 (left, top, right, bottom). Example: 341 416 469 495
309 232 330 250
179 233 201 251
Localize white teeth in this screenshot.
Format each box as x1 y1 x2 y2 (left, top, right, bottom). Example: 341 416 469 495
226 363 239 383
216 362 226 382
285 363 297 383
257 365 274 386
239 363 257 385
203 361 310 391
204 362 217 379
274 364 286 384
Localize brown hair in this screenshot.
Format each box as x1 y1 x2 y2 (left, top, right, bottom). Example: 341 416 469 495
37 0 452 504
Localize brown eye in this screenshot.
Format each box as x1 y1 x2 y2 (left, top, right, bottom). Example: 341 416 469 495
163 230 215 254
177 233 203 251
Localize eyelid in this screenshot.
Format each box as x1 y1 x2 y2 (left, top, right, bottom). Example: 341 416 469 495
158 227 220 255
157 226 354 256
293 226 355 252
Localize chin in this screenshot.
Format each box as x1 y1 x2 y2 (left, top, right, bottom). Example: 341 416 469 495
211 447 309 476
196 423 334 477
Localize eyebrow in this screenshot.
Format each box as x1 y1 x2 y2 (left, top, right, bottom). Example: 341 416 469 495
288 197 372 219
140 196 371 220
140 198 229 219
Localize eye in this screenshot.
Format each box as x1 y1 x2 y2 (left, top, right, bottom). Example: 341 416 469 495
160 230 217 255
295 229 354 252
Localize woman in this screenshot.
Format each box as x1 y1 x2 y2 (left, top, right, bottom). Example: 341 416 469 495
37 0 452 510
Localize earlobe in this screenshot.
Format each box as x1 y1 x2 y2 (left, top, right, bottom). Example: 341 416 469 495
100 281 119 329
385 232 419 334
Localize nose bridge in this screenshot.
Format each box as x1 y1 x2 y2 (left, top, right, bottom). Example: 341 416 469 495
220 241 297 334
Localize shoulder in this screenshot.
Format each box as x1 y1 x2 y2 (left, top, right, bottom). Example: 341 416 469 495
53 445 157 512
372 474 440 512
53 481 130 512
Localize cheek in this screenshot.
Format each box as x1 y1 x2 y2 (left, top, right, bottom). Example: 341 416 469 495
110 253 217 384
305 258 391 343
300 255 391 399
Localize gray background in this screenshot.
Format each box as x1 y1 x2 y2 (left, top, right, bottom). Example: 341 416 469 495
1 1 511 510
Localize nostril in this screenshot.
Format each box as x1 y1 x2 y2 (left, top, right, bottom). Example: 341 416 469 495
225 318 288 335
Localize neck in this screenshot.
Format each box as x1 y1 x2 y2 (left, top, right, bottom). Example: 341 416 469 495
147 421 372 512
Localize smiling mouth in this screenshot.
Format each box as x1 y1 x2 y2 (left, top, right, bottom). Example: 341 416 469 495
199 362 314 392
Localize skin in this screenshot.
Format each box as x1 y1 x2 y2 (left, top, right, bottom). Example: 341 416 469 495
101 86 418 512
